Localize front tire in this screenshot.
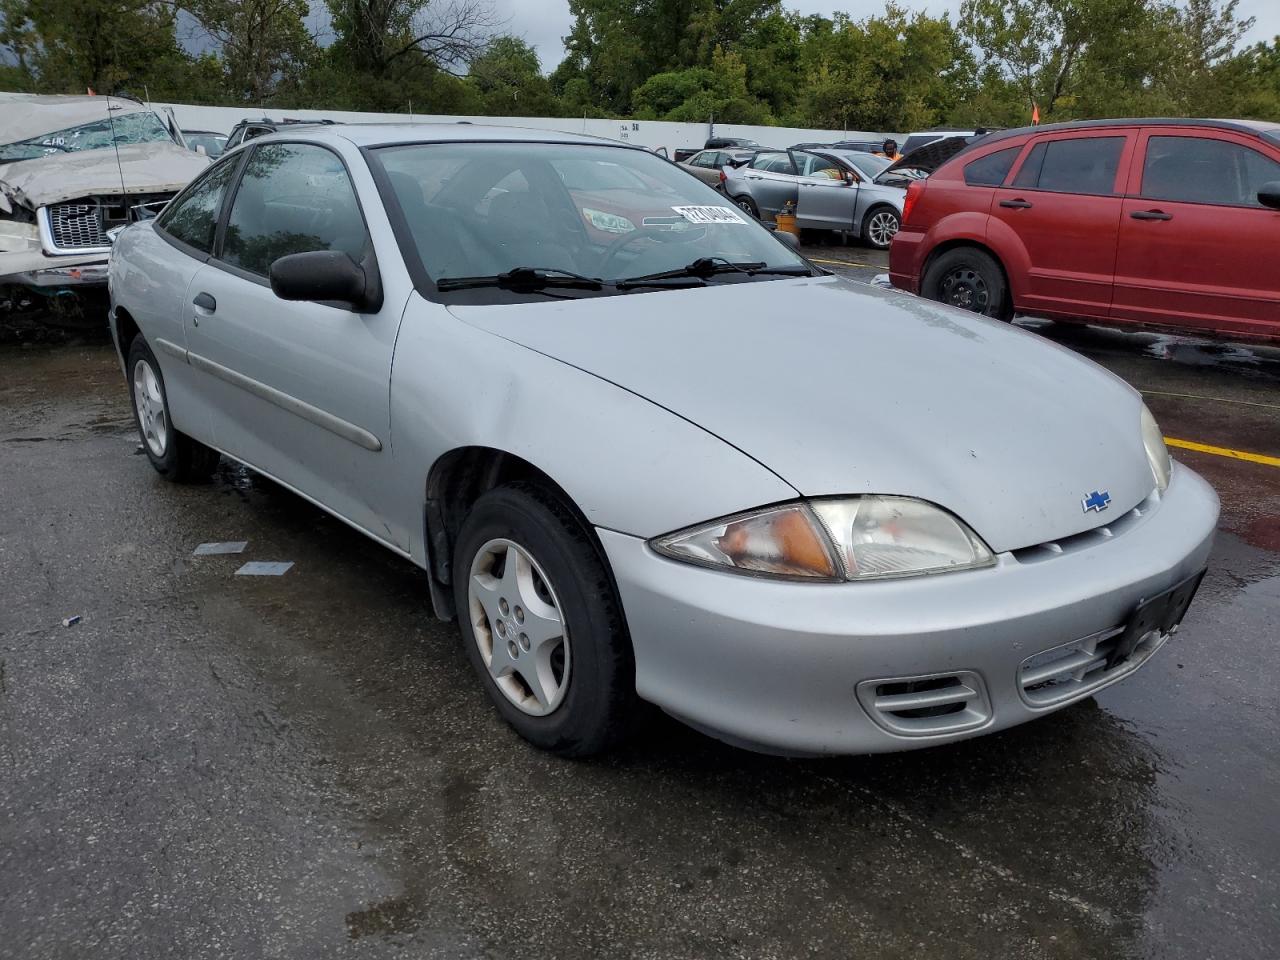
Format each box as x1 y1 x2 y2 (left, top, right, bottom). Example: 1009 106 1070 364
862 206 900 249
921 247 1012 320
453 483 635 756
126 337 220 482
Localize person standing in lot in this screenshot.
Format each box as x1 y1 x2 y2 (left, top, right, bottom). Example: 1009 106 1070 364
879 138 903 161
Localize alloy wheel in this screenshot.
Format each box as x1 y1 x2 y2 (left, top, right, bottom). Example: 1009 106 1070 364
132 358 169 457
468 538 571 716
868 211 900 247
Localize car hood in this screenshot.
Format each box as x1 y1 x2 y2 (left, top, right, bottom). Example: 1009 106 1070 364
0 141 209 211
450 277 1156 553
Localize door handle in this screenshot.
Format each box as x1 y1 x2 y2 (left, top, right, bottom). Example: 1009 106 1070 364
1130 210 1173 221
192 292 216 311
999 198 1033 209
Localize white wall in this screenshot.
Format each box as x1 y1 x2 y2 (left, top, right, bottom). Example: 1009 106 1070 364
158 102 891 155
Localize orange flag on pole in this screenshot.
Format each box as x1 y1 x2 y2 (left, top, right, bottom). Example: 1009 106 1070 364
1032 103 1040 125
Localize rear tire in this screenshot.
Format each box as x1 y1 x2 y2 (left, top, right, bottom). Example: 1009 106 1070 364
127 337 220 482
732 195 759 219
453 483 635 757
921 247 1011 320
861 206 900 250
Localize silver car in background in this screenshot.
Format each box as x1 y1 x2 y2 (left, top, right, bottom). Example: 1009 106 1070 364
677 148 755 188
723 147 906 248
108 125 1218 758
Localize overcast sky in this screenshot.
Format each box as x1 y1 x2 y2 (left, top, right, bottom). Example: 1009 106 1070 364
491 0 1280 73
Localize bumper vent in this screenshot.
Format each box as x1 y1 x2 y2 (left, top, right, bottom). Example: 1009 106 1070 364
47 202 108 250
856 670 991 737
1018 625 1166 707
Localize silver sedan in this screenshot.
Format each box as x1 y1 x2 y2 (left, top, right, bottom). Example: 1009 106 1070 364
108 125 1218 757
722 147 906 248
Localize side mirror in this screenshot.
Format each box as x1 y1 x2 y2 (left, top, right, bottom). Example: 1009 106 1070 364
195 144 207 156
1258 181 1280 209
774 229 801 250
843 170 857 185
270 250 376 310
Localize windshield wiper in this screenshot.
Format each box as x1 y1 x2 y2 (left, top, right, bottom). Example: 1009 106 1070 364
435 267 604 293
617 258 812 288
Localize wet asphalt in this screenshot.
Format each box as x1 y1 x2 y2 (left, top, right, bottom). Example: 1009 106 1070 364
1 256 1278 959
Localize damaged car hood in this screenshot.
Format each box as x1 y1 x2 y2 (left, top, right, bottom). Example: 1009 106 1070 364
0 141 209 210
451 276 1158 554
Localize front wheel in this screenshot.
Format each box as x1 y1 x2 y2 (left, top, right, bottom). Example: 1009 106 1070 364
127 336 220 482
862 206 900 249
453 483 635 756
921 247 1012 320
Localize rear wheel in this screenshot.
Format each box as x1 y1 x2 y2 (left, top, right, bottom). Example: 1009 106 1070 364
454 483 635 756
921 247 1012 320
127 337 220 482
862 206 900 249
732 195 759 219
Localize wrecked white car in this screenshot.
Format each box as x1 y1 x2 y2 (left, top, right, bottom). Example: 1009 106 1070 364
0 94 209 315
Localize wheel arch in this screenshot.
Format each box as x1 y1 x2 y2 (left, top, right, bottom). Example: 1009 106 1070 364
922 238 1017 316
112 305 141 372
422 446 612 622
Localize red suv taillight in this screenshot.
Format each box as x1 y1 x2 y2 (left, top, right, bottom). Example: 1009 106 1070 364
719 168 727 185
902 178 926 226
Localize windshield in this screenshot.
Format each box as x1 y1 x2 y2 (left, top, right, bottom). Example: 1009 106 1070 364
831 152 891 177
184 132 227 158
373 141 811 300
0 111 174 163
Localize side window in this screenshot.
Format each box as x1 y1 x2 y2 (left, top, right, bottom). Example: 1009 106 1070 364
1012 137 1124 195
691 152 713 168
221 143 367 278
156 156 239 253
1142 135 1280 207
797 153 843 178
243 126 271 143
964 147 1021 186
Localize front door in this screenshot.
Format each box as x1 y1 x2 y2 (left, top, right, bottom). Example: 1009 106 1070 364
793 152 858 230
990 132 1134 319
182 141 407 550
1111 129 1280 341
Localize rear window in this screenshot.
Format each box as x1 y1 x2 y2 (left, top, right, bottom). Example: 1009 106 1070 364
963 147 1021 186
1012 137 1125 195
901 134 941 155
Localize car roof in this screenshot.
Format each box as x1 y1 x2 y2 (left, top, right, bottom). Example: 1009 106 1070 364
251 122 644 151
972 117 1280 146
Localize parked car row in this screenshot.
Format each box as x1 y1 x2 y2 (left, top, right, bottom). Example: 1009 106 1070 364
107 122 1219 759
891 118 1280 343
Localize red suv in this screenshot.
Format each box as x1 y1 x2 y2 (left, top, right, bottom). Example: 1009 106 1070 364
889 119 1280 343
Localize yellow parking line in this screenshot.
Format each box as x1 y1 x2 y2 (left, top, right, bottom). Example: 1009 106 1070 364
1166 437 1280 468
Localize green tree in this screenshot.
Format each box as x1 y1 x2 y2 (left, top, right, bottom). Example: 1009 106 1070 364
181 0 317 105
467 36 559 115
1 0 193 96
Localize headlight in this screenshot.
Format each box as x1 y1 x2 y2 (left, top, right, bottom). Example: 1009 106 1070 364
1140 404 1171 493
652 497 994 582
582 207 635 233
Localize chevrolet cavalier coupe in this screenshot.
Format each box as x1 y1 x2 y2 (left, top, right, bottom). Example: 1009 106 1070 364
108 124 1218 757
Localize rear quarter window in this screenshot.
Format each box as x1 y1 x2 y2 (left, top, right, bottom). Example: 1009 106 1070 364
963 147 1021 186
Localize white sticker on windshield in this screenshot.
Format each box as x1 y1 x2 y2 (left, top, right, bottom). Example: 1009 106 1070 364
671 205 748 225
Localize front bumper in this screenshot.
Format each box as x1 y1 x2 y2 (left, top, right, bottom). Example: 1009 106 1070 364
1 248 110 291
600 464 1219 755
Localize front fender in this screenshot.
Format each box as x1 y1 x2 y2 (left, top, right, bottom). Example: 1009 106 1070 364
389 293 799 567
